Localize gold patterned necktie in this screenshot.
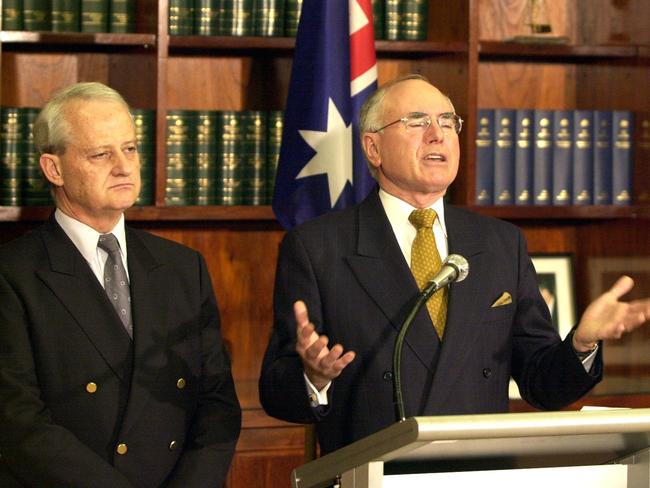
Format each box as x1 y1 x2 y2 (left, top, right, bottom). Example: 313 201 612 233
409 209 448 340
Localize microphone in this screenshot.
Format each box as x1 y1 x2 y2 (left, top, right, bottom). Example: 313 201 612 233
392 254 469 422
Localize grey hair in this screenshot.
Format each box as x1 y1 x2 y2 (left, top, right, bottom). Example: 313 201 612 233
33 82 131 155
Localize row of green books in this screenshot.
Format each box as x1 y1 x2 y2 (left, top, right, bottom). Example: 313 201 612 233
2 0 136 33
169 0 427 40
475 108 647 207
165 109 282 206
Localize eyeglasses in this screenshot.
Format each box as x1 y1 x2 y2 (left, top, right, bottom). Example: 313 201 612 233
372 111 463 135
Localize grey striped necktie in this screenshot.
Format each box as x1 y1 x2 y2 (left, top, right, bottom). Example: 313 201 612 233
97 233 133 338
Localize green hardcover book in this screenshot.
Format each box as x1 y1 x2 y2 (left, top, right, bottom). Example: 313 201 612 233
635 114 650 204
81 0 109 32
218 0 253 36
169 0 194 35
110 0 135 33
398 0 428 41
22 107 52 206
166 110 196 206
195 111 218 205
23 0 50 31
265 110 283 204
372 0 383 40
2 0 24 30
214 111 242 206
52 0 80 32
253 0 284 37
284 0 302 37
1 107 24 206
194 0 218 35
384 0 399 40
131 108 156 206
240 110 267 205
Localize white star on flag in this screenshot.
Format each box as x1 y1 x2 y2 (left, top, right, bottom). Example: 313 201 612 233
296 98 353 207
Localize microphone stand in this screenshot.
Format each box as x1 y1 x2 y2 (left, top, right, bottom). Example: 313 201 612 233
392 279 442 423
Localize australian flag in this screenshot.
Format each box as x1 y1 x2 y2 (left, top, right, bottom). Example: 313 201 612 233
272 0 378 230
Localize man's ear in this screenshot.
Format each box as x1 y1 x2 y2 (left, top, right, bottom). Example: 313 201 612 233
362 133 381 170
39 154 64 187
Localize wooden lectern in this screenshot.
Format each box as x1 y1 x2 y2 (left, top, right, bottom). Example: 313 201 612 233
292 408 650 488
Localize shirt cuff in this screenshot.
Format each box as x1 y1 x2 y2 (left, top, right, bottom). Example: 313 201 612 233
304 373 332 407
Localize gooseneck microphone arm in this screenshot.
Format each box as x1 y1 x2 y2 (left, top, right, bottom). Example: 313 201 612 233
392 254 469 423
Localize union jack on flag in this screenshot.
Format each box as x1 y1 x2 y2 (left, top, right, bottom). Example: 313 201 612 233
272 0 378 230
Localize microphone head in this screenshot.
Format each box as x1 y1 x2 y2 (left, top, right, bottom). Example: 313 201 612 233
445 254 469 283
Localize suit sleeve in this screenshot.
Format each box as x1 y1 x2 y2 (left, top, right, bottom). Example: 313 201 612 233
0 272 134 487
259 230 323 424
164 253 241 487
510 231 602 410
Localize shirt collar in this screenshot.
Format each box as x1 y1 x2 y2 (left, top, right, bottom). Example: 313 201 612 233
378 188 448 237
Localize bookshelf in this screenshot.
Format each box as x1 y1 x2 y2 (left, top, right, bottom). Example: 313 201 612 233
1 1 650 486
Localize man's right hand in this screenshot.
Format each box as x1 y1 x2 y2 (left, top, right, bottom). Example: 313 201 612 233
294 300 356 391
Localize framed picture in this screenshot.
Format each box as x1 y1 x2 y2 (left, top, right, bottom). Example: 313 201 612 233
509 254 577 399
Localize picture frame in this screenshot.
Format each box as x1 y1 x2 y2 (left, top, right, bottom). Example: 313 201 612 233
509 253 577 399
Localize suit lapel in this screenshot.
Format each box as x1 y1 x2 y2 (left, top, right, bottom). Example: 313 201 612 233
345 191 439 373
119 228 168 434
425 205 486 411
36 217 132 383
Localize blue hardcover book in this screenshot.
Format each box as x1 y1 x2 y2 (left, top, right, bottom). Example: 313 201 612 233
533 110 553 206
475 109 494 205
612 110 634 205
572 110 593 205
494 109 516 205
514 109 534 205
552 110 572 205
593 111 612 205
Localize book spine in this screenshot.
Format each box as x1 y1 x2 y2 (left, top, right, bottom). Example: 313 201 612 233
593 110 613 205
634 112 650 204
514 109 533 205
215 111 242 205
194 0 218 35
384 0 399 40
2 0 25 30
612 110 634 206
493 109 516 206
169 0 194 35
52 0 80 32
475 109 494 206
398 0 427 41
1 107 24 206
22 107 52 206
131 108 156 206
533 110 553 206
551 110 572 205
372 0 384 40
266 110 283 205
195 110 217 205
240 110 267 206
253 0 284 37
81 0 109 32
165 110 196 206
23 0 50 31
572 110 593 205
283 0 302 37
110 0 135 33
218 0 253 36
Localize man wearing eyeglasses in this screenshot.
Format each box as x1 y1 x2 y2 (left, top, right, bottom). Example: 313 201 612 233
260 74 650 455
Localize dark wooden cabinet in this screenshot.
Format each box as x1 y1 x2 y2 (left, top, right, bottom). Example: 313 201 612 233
2 1 650 486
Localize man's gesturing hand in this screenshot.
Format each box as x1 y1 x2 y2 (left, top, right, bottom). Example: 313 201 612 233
294 300 356 391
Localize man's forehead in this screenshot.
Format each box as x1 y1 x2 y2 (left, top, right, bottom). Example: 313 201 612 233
383 80 450 114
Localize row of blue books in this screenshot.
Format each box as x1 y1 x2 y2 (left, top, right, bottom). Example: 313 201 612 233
475 109 634 206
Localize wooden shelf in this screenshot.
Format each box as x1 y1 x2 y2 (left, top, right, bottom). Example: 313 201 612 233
0 31 156 48
470 205 650 220
479 40 642 61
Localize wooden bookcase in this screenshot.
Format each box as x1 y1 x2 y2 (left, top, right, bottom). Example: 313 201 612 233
1 1 650 486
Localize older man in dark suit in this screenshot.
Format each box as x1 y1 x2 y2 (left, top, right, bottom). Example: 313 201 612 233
0 82 241 487
259 74 650 455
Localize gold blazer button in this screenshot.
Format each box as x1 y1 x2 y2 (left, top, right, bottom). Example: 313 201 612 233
86 382 98 394
169 440 178 451
116 443 128 455
176 378 186 389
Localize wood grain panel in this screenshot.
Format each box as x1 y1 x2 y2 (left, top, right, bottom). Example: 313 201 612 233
227 451 304 488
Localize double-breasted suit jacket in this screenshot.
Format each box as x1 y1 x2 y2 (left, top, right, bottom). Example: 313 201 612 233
0 216 241 487
260 189 601 455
